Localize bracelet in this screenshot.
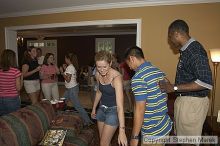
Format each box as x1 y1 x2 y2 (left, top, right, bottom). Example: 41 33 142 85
119 126 125 129
131 135 140 140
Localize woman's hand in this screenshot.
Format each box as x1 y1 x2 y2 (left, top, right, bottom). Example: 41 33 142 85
118 129 128 146
62 64 67 70
35 66 41 72
91 109 96 119
59 66 64 74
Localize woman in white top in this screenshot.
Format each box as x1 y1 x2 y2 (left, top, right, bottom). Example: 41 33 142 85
60 53 93 126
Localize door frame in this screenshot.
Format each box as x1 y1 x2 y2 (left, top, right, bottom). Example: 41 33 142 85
5 19 142 62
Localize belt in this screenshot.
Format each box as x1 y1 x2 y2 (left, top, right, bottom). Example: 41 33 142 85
176 93 208 98
101 105 117 109
177 94 207 98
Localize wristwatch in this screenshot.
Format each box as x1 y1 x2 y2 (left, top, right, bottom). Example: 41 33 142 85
174 86 178 91
131 135 140 140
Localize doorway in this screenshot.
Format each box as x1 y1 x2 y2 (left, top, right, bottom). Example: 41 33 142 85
5 19 142 63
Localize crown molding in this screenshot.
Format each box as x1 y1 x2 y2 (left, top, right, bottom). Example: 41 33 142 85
21 31 137 38
0 0 219 18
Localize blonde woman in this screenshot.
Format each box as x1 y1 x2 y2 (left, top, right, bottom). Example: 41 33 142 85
91 50 127 146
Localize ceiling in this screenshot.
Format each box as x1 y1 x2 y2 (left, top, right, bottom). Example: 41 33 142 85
3 0 217 39
0 0 136 16
1 0 217 18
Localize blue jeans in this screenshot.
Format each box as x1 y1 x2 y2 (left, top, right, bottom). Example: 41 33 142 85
96 105 119 126
63 85 92 125
0 96 21 116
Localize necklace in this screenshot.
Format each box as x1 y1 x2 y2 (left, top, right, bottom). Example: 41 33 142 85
101 72 110 84
101 75 108 84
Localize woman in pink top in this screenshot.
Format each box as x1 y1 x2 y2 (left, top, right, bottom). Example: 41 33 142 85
40 53 60 101
0 49 23 115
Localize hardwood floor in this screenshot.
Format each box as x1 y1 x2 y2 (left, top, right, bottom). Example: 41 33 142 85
20 84 133 114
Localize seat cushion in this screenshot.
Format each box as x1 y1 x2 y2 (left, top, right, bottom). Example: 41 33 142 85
0 108 44 146
0 100 55 146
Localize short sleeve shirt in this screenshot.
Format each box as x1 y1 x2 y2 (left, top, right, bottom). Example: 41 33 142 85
131 61 172 138
40 64 58 83
0 67 21 97
175 38 213 97
23 59 40 80
64 64 78 88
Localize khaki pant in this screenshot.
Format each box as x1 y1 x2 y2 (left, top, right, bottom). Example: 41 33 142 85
174 96 209 136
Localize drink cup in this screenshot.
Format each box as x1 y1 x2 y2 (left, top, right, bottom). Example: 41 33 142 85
51 100 59 111
42 98 49 102
58 100 65 110
51 74 55 80
60 97 66 101
60 98 66 110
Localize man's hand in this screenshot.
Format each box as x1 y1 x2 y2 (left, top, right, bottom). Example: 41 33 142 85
159 78 175 93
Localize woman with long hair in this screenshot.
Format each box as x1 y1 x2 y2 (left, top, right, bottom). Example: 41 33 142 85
0 49 23 115
22 46 41 104
60 53 93 125
91 50 127 146
40 53 60 101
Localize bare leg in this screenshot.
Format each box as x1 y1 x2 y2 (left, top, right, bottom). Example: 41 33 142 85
28 92 38 104
36 90 41 102
28 90 40 104
97 121 105 138
100 124 117 146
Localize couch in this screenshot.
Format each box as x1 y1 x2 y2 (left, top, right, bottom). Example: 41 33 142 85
0 100 97 146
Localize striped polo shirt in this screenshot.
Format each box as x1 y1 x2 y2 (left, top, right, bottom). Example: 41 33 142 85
131 61 172 139
0 67 21 97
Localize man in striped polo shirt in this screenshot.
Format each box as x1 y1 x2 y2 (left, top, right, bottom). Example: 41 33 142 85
125 46 172 146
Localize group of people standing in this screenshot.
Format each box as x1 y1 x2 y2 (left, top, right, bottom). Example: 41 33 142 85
90 19 213 146
0 47 93 125
0 19 213 146
21 47 60 104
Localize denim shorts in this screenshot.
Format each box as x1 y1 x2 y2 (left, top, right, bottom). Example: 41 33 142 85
0 96 21 116
96 105 119 126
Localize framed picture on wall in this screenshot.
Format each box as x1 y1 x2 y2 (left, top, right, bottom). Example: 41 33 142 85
95 38 115 53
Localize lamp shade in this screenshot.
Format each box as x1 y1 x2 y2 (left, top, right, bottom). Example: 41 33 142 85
210 48 220 63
